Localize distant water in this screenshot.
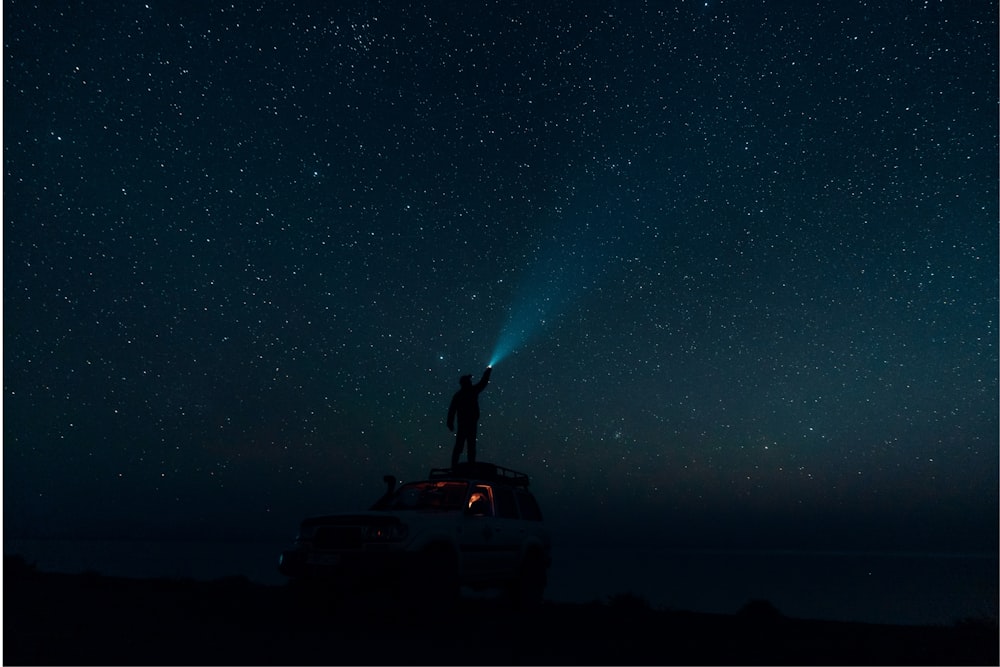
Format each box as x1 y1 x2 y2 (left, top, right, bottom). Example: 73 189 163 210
5 538 291 588
546 545 998 627
6 538 997 627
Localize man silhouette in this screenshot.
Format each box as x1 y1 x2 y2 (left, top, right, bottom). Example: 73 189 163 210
447 365 492 468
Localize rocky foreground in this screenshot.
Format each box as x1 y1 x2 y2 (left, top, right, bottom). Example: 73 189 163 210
4 557 997 665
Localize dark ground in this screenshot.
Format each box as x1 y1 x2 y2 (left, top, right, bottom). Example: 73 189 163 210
4 556 997 666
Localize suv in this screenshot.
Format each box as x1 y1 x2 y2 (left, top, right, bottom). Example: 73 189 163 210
278 461 551 604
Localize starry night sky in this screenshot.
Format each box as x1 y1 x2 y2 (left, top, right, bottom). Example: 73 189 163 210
4 1 998 555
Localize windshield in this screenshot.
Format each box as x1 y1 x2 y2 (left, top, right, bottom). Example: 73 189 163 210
375 481 469 511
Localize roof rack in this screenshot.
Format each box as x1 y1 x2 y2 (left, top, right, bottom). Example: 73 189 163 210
428 461 530 487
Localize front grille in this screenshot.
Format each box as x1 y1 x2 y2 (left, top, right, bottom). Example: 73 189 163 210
314 525 363 549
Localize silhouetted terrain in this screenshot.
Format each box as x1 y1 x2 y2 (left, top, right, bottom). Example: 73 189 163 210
4 556 996 665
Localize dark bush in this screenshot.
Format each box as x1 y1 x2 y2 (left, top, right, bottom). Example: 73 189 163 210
606 591 652 612
737 598 784 621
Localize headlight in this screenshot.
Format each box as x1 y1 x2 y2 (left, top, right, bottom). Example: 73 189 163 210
362 524 407 542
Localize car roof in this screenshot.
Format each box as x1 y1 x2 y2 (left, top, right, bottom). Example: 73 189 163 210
426 461 531 487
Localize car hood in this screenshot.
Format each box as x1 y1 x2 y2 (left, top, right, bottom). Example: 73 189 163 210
301 510 460 526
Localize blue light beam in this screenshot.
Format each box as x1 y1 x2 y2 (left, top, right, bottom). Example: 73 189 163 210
489 210 628 366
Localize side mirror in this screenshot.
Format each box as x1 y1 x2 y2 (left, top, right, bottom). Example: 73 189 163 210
467 499 490 516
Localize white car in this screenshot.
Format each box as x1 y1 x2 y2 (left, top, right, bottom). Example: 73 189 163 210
278 461 551 605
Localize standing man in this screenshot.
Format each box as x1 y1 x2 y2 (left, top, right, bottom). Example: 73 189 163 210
447 365 493 468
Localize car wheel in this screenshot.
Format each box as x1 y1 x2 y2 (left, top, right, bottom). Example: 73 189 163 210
508 550 547 608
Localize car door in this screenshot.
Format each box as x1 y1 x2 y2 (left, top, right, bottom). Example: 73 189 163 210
490 484 526 576
456 484 499 581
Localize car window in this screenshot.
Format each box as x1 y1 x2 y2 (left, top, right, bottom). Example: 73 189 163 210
384 481 468 510
467 485 494 516
515 489 543 521
494 486 519 519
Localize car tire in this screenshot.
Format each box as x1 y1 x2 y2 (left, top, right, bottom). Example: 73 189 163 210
508 550 547 608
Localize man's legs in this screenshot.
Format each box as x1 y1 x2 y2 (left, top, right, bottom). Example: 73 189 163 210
467 430 477 464
451 433 466 468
